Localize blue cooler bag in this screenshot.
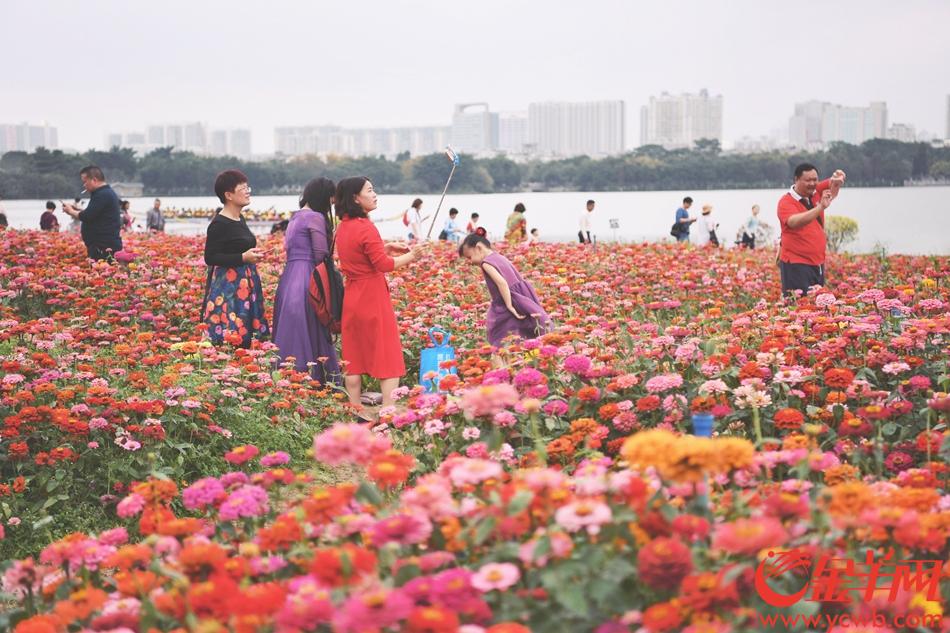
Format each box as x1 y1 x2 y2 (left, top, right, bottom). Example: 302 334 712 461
419 326 457 392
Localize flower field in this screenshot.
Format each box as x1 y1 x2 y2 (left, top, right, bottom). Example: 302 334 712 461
1 229 948 632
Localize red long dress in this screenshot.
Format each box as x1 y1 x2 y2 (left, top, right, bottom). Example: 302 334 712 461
336 217 406 379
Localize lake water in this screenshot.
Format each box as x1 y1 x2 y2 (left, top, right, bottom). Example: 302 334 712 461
3 186 949 255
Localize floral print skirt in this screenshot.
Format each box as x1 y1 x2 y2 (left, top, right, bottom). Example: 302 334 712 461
203 264 270 348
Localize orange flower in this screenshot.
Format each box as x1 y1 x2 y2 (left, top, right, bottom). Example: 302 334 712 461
368 450 415 489
53 586 108 622
822 482 872 521
823 464 859 486
13 615 64 633
178 542 229 578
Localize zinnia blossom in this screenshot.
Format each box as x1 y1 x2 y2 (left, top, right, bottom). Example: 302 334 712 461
471 563 521 592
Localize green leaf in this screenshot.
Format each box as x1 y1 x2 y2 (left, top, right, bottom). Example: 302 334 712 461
41 496 61 510
394 563 421 586
472 517 497 546
507 490 534 516
355 481 383 506
881 422 898 437
552 585 589 616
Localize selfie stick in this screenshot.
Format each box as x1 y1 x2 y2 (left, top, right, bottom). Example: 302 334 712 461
425 146 460 240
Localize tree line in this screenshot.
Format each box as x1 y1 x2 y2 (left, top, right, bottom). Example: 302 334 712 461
1 139 948 200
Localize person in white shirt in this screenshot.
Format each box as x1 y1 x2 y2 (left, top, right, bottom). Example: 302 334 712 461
438 208 466 243
578 199 594 243
526 228 540 244
405 198 430 242
695 204 720 248
741 205 760 249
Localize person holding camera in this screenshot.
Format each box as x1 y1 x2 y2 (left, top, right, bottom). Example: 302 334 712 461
777 163 846 296
335 176 427 411
61 165 123 260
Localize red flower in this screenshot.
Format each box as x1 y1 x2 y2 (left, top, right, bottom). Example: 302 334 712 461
823 367 855 388
637 537 693 591
773 407 805 431
641 600 684 632
406 606 460 633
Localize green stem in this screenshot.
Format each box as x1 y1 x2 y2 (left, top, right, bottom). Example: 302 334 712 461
529 413 547 466
751 407 763 446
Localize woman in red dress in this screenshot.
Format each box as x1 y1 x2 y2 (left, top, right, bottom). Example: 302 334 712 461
335 177 425 409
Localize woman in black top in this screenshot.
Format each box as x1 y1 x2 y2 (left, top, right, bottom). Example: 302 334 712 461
202 169 270 348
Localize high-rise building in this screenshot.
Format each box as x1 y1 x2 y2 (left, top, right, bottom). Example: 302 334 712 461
886 123 917 143
497 112 528 154
274 125 449 158
147 125 165 147
183 123 207 154
228 129 252 159
639 90 722 149
105 133 124 148
529 100 625 157
210 130 229 156
451 103 497 154
789 101 887 148
165 125 184 149
0 122 58 153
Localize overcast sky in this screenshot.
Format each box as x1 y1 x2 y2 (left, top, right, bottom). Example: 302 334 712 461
3 0 948 154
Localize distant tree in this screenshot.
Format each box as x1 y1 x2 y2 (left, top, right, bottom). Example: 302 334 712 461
825 215 859 253
693 138 721 155
929 160 950 180
483 156 522 191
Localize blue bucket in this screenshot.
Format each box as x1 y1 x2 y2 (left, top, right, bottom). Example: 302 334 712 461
419 327 457 393
692 412 714 437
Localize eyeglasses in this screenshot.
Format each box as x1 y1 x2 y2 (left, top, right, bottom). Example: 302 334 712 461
235 185 252 194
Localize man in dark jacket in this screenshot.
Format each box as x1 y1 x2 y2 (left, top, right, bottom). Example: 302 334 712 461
62 165 123 260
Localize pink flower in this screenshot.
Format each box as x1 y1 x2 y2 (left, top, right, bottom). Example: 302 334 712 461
370 514 433 546
513 367 545 388
277 577 334 629
815 292 837 308
224 444 260 465
447 459 503 487
333 588 413 633
465 442 490 459
712 517 789 556
313 424 389 466
260 451 291 467
645 373 684 394
563 354 592 375
116 493 145 518
542 399 569 416
97 527 129 547
555 500 613 535
218 484 269 521
182 477 227 511
471 563 521 592
493 411 517 427
459 383 520 419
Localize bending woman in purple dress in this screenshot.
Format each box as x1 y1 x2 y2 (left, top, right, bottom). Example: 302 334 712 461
458 233 552 350
272 177 341 384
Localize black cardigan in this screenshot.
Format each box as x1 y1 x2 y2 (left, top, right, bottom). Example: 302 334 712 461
204 213 256 267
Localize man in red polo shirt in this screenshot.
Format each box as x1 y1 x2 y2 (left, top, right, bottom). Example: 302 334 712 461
777 163 846 296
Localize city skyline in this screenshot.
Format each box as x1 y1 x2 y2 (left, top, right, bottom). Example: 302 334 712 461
5 90 944 161
3 0 947 155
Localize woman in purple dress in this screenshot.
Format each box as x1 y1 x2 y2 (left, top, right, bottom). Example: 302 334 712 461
458 233 552 349
272 178 341 383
